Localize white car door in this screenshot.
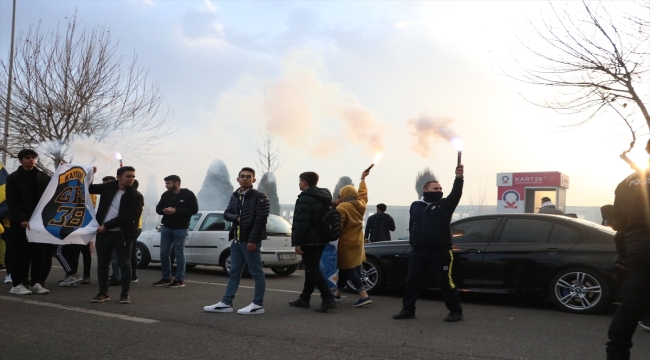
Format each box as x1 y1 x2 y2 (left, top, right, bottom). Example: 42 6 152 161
182 213 204 262
187 212 230 265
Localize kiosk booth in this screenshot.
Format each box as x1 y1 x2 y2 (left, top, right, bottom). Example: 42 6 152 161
496 172 569 214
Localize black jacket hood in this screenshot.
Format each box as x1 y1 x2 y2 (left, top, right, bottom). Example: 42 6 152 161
300 186 333 204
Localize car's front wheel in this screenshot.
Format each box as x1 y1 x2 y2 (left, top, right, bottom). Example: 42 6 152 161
136 242 151 269
271 264 299 276
549 267 611 314
346 258 385 295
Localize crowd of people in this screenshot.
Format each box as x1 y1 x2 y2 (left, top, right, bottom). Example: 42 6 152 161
5 142 649 359
2 147 466 321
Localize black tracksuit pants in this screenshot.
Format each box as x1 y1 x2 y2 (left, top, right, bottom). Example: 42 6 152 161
607 235 650 360
300 245 333 301
402 247 462 313
55 244 83 276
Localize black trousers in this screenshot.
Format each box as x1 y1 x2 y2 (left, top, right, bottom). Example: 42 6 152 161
607 236 650 359
2 226 13 275
402 248 462 313
96 232 132 296
299 245 333 301
8 225 30 287
29 242 55 287
337 267 365 293
80 243 91 276
131 229 141 278
55 244 82 275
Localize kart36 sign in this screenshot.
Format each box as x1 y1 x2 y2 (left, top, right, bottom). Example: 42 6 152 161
27 164 99 245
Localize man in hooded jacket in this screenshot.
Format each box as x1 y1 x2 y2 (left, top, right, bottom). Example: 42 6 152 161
394 165 464 322
289 171 337 312
365 203 396 243
538 197 564 215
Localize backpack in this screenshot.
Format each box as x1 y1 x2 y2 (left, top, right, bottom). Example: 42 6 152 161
316 204 342 242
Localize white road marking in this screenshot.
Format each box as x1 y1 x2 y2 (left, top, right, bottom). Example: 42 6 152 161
184 280 301 294
0 296 159 324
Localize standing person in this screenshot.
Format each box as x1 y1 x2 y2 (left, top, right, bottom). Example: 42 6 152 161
364 203 396 243
89 166 143 304
130 179 143 283
203 167 269 315
288 171 337 312
393 165 465 321
605 139 650 360
152 175 198 288
79 176 114 285
55 244 83 287
333 169 372 307
538 197 564 215
6 149 53 295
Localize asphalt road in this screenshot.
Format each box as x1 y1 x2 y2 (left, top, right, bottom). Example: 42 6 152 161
1 262 649 360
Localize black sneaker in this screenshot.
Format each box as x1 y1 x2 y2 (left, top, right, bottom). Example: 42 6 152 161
639 321 650 331
166 279 185 288
108 278 121 286
91 293 110 303
152 278 172 287
444 311 464 322
82 275 90 284
119 293 131 304
393 309 416 320
289 298 310 308
314 298 337 313
131 277 139 283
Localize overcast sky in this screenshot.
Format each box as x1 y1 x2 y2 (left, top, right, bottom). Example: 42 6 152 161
1 0 648 208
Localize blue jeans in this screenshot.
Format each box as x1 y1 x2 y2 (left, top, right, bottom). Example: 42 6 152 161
160 226 188 281
222 241 265 306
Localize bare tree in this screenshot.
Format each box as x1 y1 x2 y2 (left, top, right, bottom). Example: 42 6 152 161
0 12 174 171
415 167 437 199
510 1 649 167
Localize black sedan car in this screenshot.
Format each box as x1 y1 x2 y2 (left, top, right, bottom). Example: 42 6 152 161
355 214 626 314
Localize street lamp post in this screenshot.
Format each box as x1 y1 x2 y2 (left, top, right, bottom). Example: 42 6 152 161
2 0 17 164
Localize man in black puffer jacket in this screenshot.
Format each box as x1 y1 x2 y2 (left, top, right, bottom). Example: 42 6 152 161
203 167 270 315
394 165 464 322
288 171 337 312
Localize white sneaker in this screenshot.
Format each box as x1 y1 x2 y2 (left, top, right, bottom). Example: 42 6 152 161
9 284 32 295
204 301 233 313
59 275 83 287
4 274 11 284
237 302 265 315
29 283 50 294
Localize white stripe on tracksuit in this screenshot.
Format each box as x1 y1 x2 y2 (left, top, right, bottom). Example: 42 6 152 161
55 245 72 274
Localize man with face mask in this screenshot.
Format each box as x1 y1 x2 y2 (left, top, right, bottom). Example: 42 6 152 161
393 165 464 321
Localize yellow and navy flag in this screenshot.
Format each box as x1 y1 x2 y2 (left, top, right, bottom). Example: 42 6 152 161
27 164 98 245
0 160 9 221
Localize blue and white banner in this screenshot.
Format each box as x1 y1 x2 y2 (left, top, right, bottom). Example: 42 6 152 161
320 240 339 289
27 164 98 245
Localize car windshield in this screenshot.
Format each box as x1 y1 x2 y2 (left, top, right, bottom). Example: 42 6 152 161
267 215 292 236
569 218 616 234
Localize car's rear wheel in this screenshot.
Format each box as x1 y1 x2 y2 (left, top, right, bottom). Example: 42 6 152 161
549 267 611 314
271 264 299 276
136 242 151 269
346 258 385 295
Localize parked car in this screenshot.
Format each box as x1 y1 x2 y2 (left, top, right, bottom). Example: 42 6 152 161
136 211 300 276
354 213 626 314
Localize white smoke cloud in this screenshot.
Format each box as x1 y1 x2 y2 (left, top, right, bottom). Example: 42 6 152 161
407 113 459 157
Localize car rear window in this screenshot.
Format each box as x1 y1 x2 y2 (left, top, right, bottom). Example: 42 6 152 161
548 224 582 244
267 215 292 236
452 218 498 244
199 213 230 231
498 218 553 244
